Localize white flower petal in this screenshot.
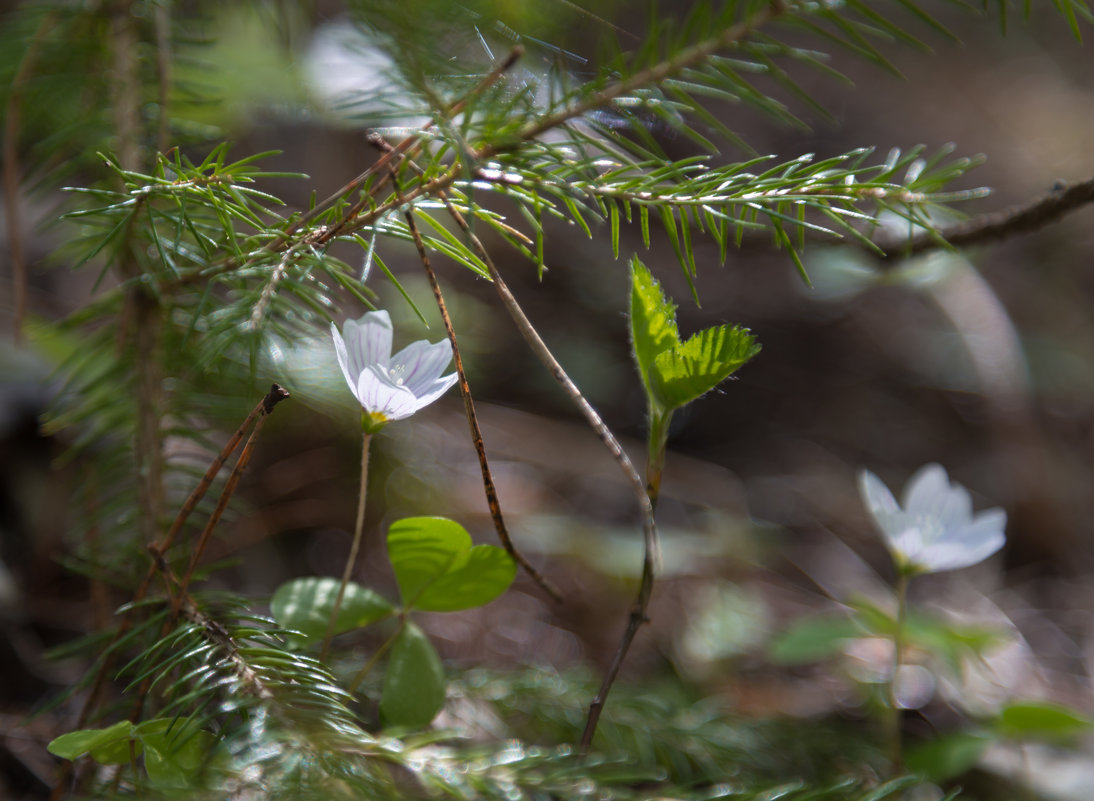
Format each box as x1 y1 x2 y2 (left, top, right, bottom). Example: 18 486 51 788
405 371 459 412
931 509 1007 568
390 339 455 396
859 470 900 517
913 527 1005 572
332 311 458 422
357 365 418 419
903 464 972 530
343 311 394 374
330 322 357 399
858 463 1006 576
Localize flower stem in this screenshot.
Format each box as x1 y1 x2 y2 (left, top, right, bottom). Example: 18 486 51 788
646 410 671 507
348 614 407 694
887 570 909 774
321 430 372 662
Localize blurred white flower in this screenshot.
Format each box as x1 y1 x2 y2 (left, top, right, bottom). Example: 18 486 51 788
858 463 1006 576
331 311 458 431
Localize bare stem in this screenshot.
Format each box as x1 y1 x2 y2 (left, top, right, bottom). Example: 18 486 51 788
348 615 406 694
174 409 273 612
888 571 909 775
482 263 657 754
869 176 1094 257
377 148 562 601
321 430 373 661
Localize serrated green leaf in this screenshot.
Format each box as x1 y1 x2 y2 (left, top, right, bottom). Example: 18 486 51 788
630 258 681 402
650 323 760 410
270 577 394 643
388 516 514 611
48 720 137 764
380 622 446 728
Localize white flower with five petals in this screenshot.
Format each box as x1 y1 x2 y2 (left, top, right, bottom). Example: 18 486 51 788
332 311 458 432
858 463 1007 576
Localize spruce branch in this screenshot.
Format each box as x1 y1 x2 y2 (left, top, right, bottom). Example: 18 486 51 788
54 385 289 801
478 1 787 159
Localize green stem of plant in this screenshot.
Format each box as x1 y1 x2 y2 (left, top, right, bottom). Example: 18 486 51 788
646 410 671 507
348 614 407 694
321 430 372 662
888 570 909 775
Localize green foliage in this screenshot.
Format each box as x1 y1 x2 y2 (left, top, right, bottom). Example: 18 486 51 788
12 0 1092 798
271 577 395 643
769 598 1008 675
768 615 865 665
272 517 515 729
48 720 140 764
630 259 759 415
905 731 993 783
388 516 518 611
996 700 1094 743
379 623 447 728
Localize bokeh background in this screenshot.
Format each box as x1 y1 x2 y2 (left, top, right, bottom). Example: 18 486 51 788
3 1 1094 798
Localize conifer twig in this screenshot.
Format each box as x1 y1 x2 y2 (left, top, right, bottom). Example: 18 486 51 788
53 386 288 801
868 176 1094 257
477 1 787 159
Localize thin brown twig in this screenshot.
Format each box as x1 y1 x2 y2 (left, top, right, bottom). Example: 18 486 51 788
868 177 1094 257
387 164 562 602
129 386 287 765
484 252 658 754
147 546 274 700
175 387 290 609
373 92 664 745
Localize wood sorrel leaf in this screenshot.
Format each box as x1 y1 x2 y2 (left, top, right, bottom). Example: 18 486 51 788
997 700 1093 742
380 622 445 728
650 323 760 410
271 576 393 643
48 720 137 764
388 516 515 612
905 731 993 782
137 719 216 789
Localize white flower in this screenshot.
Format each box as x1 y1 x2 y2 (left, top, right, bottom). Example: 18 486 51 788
858 463 1006 576
331 311 458 431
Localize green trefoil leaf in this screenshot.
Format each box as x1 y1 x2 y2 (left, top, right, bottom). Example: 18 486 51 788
379 622 446 728
387 516 516 612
